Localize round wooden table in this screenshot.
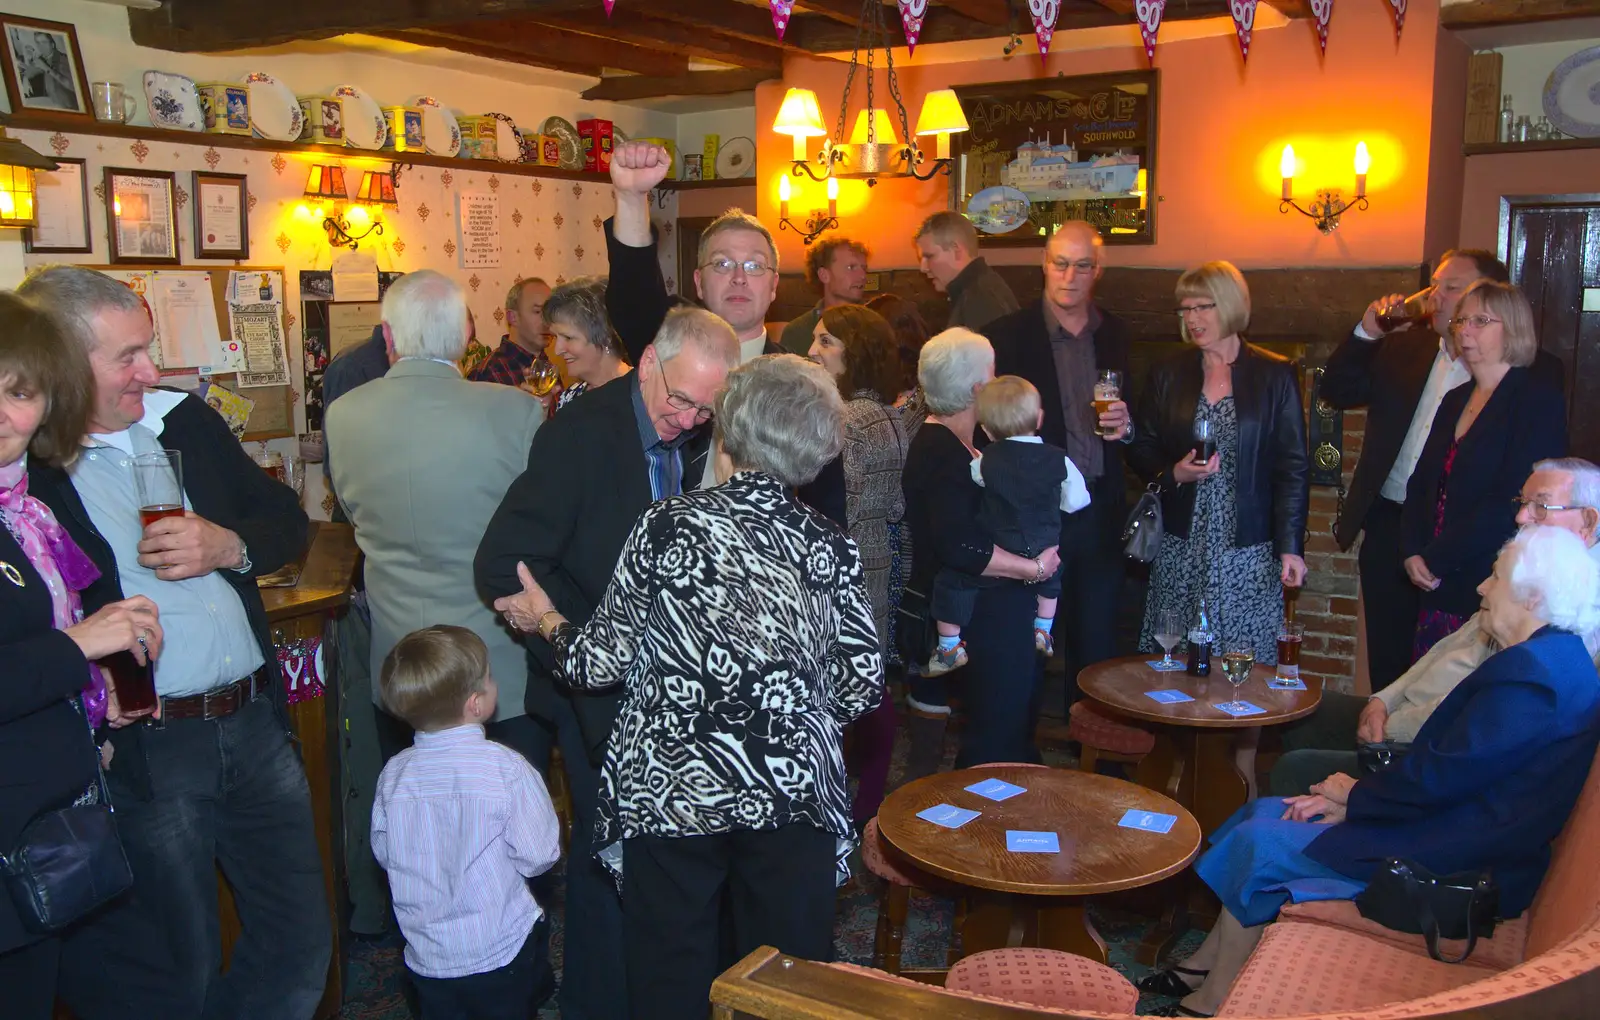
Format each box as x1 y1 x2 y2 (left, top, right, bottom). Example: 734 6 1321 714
877 765 1200 966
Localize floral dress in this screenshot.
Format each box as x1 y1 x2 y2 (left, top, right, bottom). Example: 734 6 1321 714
1140 395 1283 664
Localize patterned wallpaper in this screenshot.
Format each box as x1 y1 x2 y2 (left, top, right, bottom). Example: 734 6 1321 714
14 126 680 518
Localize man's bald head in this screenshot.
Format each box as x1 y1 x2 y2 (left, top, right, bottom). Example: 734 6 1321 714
1042 220 1104 316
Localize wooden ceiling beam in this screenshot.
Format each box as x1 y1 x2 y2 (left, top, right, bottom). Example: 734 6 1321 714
937 0 1016 25
128 0 592 52
384 23 690 77
580 68 779 101
1440 0 1600 27
529 10 785 69
644 0 828 48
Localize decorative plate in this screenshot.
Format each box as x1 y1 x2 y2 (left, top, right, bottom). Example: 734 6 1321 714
485 111 523 163
143 71 203 132
540 117 584 171
1543 45 1600 138
243 72 304 142
334 85 387 150
715 135 756 179
967 186 1031 234
416 96 461 157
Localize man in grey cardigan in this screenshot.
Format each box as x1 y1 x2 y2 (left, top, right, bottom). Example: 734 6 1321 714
1271 458 1600 795
914 210 1018 333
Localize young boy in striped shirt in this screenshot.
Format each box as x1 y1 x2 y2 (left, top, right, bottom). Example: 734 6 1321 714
372 625 561 1020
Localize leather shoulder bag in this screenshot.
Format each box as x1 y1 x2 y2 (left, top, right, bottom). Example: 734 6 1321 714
1355 858 1499 963
1122 483 1164 563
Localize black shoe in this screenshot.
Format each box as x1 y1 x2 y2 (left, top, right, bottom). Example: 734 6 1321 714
1148 1005 1214 1018
1137 966 1209 997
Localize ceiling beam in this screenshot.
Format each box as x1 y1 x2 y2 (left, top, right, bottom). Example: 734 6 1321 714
1440 0 1600 27
581 68 779 101
937 0 1015 25
645 0 828 48
384 23 690 77
128 0 593 52
530 10 785 69
796 0 881 27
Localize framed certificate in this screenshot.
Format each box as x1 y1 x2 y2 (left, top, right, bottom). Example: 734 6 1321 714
24 156 91 254
105 166 179 265
192 171 249 261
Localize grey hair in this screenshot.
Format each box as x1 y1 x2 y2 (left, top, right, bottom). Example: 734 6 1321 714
918 327 995 415
504 276 549 314
1534 458 1600 515
382 270 469 361
1499 526 1600 655
18 264 147 354
714 354 843 487
544 276 619 358
651 306 739 370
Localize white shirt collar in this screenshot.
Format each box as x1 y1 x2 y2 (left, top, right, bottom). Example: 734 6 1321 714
86 389 187 456
1005 435 1044 444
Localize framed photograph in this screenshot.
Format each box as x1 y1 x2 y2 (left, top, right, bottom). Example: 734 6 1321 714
192 171 250 260
25 156 91 254
950 70 1159 246
0 15 92 119
105 167 180 265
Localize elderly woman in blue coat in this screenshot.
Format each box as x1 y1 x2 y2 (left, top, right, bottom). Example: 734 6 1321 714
1143 524 1600 1018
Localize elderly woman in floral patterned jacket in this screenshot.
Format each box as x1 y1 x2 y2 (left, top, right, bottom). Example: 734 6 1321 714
498 352 883 1020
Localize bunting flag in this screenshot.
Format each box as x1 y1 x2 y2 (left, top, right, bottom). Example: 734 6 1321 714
1310 0 1332 54
1135 0 1165 63
603 0 614 16
769 0 795 41
898 0 928 53
1229 0 1258 61
1388 0 1407 40
1029 0 1060 61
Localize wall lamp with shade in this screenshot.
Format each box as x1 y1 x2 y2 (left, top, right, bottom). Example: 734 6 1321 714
0 128 59 228
303 164 397 249
1279 141 1371 234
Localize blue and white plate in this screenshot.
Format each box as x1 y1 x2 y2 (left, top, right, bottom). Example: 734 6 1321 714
1544 45 1600 138
967 185 1031 234
142 71 203 132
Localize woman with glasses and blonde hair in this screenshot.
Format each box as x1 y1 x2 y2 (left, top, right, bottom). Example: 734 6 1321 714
1400 279 1568 660
1129 261 1309 675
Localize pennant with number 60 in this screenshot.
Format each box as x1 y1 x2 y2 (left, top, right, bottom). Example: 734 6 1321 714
1136 0 1165 64
1230 0 1258 61
1030 0 1059 61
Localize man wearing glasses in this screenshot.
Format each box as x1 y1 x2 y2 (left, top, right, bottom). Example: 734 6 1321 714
475 306 739 1020
1271 458 1600 796
1322 250 1513 692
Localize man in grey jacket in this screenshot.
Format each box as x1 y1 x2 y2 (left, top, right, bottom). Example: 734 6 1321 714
1271 458 1600 795
914 210 1019 333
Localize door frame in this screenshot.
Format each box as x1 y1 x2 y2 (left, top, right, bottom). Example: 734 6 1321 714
677 216 715 303
1497 192 1600 265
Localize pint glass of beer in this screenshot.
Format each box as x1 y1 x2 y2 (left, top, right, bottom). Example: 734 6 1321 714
1093 370 1122 438
1276 620 1304 682
254 448 286 485
133 451 183 528
102 648 158 715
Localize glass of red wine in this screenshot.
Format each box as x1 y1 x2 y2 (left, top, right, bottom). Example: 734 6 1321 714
1376 288 1434 332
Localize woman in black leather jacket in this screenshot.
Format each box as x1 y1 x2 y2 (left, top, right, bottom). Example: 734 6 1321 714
1128 261 1309 671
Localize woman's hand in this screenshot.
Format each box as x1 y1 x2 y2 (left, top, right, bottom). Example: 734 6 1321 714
1356 698 1389 743
64 596 163 664
1035 545 1062 582
1280 554 1307 588
1404 555 1440 592
1310 772 1357 806
493 562 556 635
1281 794 1347 824
1173 451 1220 484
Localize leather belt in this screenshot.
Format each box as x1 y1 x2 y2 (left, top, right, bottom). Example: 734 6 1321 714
159 666 271 722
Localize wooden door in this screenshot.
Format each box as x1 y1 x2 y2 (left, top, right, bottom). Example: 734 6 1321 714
677 216 714 303
1506 197 1600 461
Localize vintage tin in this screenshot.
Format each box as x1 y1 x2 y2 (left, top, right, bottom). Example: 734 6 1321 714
577 118 613 172
382 106 425 153
299 96 345 145
197 83 251 136
456 116 498 160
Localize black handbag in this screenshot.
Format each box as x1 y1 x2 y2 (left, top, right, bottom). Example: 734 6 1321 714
1355 858 1499 963
895 582 937 668
1122 483 1163 563
1356 741 1411 774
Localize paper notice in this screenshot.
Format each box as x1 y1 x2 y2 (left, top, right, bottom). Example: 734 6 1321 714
198 181 243 252
30 162 87 250
203 383 255 439
151 273 224 369
331 249 380 302
232 304 289 388
458 193 500 267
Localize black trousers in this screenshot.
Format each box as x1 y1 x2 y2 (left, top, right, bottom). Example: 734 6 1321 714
408 919 554 1020
622 825 837 1020
0 921 179 1020
1357 498 1419 693
1053 477 1126 709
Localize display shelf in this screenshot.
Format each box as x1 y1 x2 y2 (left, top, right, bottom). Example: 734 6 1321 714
1463 136 1600 156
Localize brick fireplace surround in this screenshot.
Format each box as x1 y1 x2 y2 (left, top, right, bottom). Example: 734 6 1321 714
775 262 1430 695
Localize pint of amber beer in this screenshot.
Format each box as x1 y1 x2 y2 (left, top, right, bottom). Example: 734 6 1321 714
1093 370 1122 438
133 451 183 531
102 648 158 714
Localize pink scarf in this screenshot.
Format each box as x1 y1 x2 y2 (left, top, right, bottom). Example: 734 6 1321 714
0 458 107 726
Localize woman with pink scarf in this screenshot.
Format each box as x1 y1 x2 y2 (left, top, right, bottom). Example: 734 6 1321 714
0 292 165 1018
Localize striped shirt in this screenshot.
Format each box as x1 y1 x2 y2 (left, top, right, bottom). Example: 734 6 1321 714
628 372 689 500
371 724 561 979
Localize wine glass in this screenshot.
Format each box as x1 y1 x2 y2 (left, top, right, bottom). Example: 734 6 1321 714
524 355 559 397
1153 610 1183 669
1220 641 1256 711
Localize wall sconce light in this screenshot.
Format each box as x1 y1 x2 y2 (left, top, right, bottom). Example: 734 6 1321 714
304 164 397 249
1280 141 1370 234
776 174 839 245
0 128 59 228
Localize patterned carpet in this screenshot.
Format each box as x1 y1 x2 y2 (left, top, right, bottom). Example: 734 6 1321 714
340 680 1206 1018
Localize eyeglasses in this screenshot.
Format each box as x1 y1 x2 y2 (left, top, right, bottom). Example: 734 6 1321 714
1048 259 1097 274
657 358 715 423
1176 303 1218 317
1449 314 1502 331
1512 497 1593 522
700 257 772 278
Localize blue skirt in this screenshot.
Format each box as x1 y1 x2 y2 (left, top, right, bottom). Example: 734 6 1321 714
1194 798 1368 926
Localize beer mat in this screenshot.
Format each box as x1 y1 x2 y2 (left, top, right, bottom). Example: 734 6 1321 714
964 778 1027 801
1268 677 1308 690
917 804 980 829
1147 660 1187 672
1006 830 1060 853
1145 689 1195 704
1216 700 1266 717
255 561 303 588
1118 809 1178 834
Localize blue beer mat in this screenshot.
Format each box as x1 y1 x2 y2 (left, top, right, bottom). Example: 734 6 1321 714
1146 689 1196 704
917 804 981 829
1147 660 1187 672
1268 677 1308 690
1006 830 1060 853
1118 809 1178 834
1216 701 1266 717
965 778 1027 801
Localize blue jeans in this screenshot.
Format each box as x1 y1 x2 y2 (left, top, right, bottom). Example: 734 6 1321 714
92 696 332 1020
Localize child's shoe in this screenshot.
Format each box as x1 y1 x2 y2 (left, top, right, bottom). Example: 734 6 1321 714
1035 627 1055 656
925 641 968 676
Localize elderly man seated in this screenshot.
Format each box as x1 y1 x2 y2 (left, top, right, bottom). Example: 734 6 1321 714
1271 457 1600 797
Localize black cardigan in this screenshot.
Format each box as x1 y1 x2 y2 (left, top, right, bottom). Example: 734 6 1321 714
1402 366 1568 617
0 525 101 953
902 423 999 594
28 393 310 800
1126 343 1310 557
